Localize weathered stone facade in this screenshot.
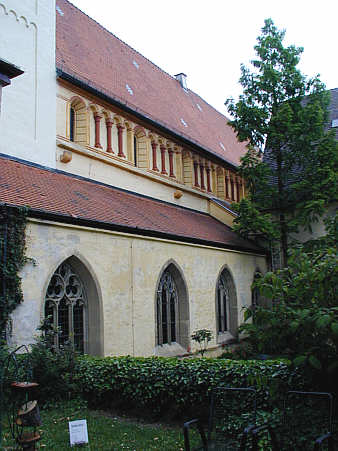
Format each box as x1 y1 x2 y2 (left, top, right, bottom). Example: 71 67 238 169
1 0 267 357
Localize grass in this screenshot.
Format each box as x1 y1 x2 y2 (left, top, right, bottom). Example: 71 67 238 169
1 399 199 450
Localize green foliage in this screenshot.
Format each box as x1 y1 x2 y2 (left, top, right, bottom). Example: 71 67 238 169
220 341 256 360
226 19 338 266
73 355 300 418
28 318 79 402
191 329 213 356
0 205 28 338
240 226 338 384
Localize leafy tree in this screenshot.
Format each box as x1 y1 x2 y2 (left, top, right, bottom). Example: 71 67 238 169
226 19 338 267
240 217 338 383
191 329 213 357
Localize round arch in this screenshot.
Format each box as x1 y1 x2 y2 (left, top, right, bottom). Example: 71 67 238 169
154 260 189 350
68 97 88 145
134 127 148 168
43 255 103 356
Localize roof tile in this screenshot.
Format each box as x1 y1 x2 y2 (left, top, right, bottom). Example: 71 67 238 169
0 156 262 253
56 0 247 166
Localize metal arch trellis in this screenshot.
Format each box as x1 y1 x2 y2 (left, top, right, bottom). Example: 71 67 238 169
45 262 87 352
157 270 179 346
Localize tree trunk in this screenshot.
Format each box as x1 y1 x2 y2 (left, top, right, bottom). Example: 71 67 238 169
276 146 288 268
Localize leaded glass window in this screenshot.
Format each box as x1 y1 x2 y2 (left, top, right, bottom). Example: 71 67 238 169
217 275 230 333
45 262 87 353
157 270 178 345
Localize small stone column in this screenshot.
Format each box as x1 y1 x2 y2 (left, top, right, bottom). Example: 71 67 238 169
106 119 114 153
193 161 200 187
117 124 125 157
200 163 205 190
230 173 235 200
160 145 167 174
168 149 175 177
151 142 159 171
225 171 230 199
94 114 102 149
206 166 211 192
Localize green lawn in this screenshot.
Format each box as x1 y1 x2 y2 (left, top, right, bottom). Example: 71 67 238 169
1 399 199 450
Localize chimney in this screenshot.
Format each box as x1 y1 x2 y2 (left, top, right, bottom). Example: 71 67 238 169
175 73 187 90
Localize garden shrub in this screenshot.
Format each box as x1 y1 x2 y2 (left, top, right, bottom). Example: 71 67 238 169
73 355 303 419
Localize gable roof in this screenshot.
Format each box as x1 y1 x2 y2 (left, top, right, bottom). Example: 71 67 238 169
0 155 264 254
263 88 338 185
55 0 247 167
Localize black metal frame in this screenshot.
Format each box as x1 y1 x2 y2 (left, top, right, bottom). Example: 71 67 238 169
282 390 335 451
5 345 41 450
183 387 260 451
183 388 336 451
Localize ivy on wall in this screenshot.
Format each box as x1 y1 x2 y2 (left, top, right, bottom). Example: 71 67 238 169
0 205 28 339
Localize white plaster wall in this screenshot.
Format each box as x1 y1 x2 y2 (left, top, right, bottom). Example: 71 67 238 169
292 203 337 243
11 220 266 356
0 0 56 167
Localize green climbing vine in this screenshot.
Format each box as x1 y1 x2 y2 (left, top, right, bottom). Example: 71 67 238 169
0 204 28 339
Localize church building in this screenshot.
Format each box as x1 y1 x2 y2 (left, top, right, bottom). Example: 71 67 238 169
0 0 266 357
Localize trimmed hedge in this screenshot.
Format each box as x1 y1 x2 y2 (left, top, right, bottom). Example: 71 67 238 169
73 355 305 417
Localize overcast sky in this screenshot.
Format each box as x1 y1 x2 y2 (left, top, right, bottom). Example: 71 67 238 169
69 0 337 115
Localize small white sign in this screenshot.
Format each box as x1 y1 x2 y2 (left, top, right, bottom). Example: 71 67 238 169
69 419 89 447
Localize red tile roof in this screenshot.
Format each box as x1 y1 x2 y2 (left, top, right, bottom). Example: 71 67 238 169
55 0 248 167
0 156 263 253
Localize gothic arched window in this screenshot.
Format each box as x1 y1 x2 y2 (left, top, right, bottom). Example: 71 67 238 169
216 268 238 340
156 270 179 346
216 274 229 333
45 262 87 353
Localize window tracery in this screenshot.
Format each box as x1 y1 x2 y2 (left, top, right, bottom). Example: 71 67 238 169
45 262 87 353
216 274 229 333
156 270 179 346
216 268 237 339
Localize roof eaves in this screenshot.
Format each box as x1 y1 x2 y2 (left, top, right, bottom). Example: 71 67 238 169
56 68 239 171
20 206 266 255
211 198 238 216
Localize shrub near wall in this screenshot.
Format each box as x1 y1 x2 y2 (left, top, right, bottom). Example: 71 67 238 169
74 356 304 418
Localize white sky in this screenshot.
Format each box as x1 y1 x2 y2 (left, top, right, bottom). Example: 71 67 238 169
69 0 337 115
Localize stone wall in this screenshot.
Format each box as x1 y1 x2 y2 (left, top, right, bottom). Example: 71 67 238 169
10 219 266 357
